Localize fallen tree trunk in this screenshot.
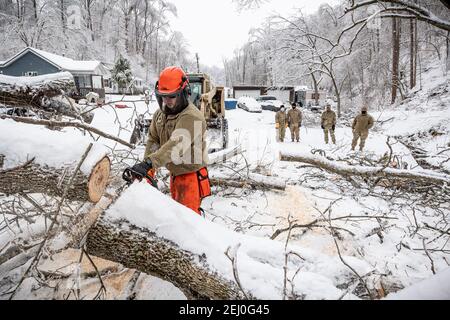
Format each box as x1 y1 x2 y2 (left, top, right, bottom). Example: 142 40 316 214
280 151 450 186
0 120 111 202
81 183 364 300
0 72 93 123
210 172 286 190
79 190 248 300
208 145 243 165
86 214 247 299
0 155 110 203
83 185 251 299
0 72 75 106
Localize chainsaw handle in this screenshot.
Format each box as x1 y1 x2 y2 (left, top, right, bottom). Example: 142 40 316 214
122 167 158 189
122 168 143 183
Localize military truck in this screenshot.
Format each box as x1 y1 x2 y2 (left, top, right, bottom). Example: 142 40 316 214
130 73 229 153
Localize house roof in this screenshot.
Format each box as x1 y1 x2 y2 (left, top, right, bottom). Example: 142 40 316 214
0 47 107 74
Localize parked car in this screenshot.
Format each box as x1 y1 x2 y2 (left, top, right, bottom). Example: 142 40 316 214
306 102 324 113
256 95 284 111
237 96 262 113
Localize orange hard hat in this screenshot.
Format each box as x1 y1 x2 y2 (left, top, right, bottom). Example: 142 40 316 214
156 66 188 96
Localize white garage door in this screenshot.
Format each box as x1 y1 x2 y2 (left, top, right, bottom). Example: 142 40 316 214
266 90 290 102
234 90 260 99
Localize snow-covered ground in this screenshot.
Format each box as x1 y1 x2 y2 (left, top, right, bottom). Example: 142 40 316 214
1 63 449 300
97 64 449 298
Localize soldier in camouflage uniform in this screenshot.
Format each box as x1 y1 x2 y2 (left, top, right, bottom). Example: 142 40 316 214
275 105 287 142
321 103 336 144
351 105 374 151
287 103 302 142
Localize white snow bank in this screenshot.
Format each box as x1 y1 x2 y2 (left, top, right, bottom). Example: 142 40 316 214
0 119 108 174
105 181 374 299
376 107 450 137
385 267 450 300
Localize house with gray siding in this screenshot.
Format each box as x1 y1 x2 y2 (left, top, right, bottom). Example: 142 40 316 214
0 47 109 98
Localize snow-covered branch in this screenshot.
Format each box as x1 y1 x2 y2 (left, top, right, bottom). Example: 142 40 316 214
344 0 450 32
280 151 450 186
1 115 134 149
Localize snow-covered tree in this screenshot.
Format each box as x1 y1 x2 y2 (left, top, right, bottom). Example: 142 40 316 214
111 54 133 93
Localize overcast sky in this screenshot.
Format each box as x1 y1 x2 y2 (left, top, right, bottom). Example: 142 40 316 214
169 0 339 67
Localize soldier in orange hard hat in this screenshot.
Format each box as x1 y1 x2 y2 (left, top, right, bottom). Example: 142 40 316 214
125 66 211 216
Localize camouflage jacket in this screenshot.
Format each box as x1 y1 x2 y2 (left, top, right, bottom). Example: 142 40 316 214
287 109 302 126
275 111 287 125
352 114 374 132
321 110 336 128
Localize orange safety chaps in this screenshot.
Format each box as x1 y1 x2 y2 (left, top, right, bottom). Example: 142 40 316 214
170 167 211 215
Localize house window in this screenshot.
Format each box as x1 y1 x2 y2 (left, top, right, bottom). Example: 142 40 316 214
23 71 38 76
74 75 92 88
92 75 102 89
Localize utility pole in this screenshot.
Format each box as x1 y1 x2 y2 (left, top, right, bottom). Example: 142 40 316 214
195 53 200 73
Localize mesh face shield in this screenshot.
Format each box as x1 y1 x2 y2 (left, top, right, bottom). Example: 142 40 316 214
155 78 190 115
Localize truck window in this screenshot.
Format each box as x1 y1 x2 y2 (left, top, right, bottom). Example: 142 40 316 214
189 82 202 108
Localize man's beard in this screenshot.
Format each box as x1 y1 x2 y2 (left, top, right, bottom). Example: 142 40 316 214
160 96 188 115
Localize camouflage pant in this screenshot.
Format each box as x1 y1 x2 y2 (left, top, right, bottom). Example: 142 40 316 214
290 124 300 142
277 125 286 142
323 127 336 144
352 130 369 150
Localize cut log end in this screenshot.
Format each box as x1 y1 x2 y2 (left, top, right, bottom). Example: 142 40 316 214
88 157 111 203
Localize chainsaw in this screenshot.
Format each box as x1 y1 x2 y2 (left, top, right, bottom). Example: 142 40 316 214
122 167 158 189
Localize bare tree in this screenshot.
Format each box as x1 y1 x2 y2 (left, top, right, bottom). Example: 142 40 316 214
391 17 401 104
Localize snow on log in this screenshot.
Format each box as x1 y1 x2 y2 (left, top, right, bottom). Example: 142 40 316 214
85 182 372 299
0 72 75 105
208 145 243 165
0 156 110 202
0 119 110 202
0 72 93 123
210 172 286 190
280 151 450 186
